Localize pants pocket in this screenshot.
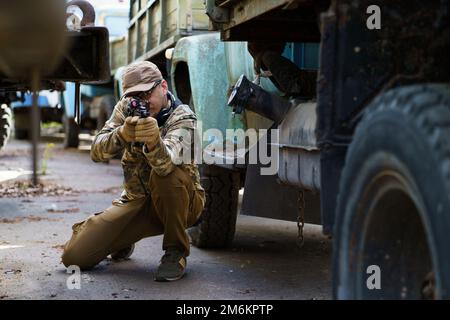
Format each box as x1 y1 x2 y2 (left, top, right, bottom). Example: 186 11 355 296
98 199 147 223
71 220 87 234
71 210 102 234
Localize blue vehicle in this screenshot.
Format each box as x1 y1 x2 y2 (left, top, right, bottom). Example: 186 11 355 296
11 91 63 139
61 82 116 147
0 0 111 158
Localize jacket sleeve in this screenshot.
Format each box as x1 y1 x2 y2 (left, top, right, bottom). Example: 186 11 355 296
143 116 197 176
90 99 128 162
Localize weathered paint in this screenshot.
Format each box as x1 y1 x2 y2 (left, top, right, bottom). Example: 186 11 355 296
212 0 292 31
209 0 323 41
171 32 244 148
171 32 285 148
225 41 281 132
278 102 321 191
317 0 450 147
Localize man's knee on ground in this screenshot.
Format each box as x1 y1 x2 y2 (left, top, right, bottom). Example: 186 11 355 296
61 245 96 270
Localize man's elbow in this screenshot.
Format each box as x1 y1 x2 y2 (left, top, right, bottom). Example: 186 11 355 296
90 147 105 163
90 153 100 163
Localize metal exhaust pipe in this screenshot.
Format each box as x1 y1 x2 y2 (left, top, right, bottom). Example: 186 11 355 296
228 74 292 124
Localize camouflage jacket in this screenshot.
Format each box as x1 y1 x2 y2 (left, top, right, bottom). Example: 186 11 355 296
91 94 204 202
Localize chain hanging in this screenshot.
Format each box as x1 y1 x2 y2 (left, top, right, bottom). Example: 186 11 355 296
296 189 305 249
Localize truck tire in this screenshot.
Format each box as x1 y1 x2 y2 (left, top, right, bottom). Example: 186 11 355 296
0 104 12 150
189 164 240 248
333 84 450 299
63 114 79 148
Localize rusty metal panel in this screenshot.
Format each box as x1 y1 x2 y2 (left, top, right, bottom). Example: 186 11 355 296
128 0 210 62
149 1 162 50
128 24 137 62
110 37 127 73
242 163 322 224
224 0 290 28
192 0 211 29
316 0 450 147
50 27 111 84
207 0 325 41
316 0 450 235
138 12 149 57
278 102 321 191
1 27 111 86
130 0 139 19
240 116 321 223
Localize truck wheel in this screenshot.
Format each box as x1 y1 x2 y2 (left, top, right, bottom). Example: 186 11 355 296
0 104 12 150
63 114 79 148
334 84 450 299
189 164 240 248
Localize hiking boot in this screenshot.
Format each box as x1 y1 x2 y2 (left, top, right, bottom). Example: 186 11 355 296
154 248 186 282
110 243 135 261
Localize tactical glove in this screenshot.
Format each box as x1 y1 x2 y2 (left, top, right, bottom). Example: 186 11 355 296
135 117 160 149
118 116 139 143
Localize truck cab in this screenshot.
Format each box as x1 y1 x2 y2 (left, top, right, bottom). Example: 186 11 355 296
203 0 450 299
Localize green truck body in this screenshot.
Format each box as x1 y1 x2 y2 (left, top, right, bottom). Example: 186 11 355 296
205 0 450 299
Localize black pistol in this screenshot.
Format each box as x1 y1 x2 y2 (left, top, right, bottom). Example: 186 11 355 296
127 97 150 148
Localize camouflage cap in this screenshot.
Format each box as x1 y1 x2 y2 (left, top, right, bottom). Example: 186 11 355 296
122 61 163 97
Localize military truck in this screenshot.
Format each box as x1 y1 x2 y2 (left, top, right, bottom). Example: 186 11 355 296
201 0 450 299
117 0 327 251
0 0 110 150
62 0 129 148
0 0 111 182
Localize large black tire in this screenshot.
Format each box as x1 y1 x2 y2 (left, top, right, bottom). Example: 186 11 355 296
63 114 80 148
333 84 450 299
189 164 240 248
0 104 12 150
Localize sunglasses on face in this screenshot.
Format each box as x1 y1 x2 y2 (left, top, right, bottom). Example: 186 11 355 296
138 80 162 100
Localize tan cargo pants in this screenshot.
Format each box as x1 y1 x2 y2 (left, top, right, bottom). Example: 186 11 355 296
61 166 205 270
